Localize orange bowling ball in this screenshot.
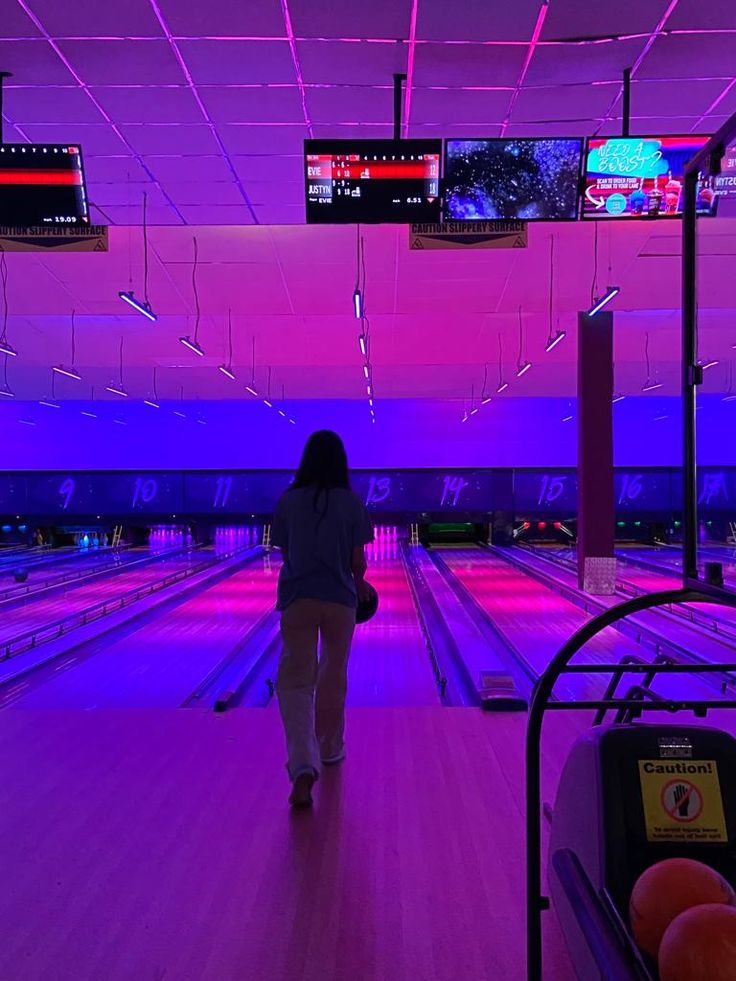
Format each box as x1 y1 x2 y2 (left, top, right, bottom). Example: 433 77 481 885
659 904 736 981
630 858 735 958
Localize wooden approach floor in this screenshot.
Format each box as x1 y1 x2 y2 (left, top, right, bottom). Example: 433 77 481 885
0 708 577 981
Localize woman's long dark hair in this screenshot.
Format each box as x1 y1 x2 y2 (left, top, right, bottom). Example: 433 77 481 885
290 430 350 525
291 430 350 491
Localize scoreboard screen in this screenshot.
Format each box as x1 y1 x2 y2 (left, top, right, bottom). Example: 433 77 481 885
304 140 441 224
0 144 89 227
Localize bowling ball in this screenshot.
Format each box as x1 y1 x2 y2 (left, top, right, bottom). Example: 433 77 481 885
630 858 735 959
356 582 378 624
13 569 28 584
659 904 736 981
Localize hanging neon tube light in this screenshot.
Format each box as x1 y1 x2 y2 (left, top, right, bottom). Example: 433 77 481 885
118 291 157 322
179 336 205 357
544 330 566 353
0 339 17 357
587 286 620 317
52 365 82 381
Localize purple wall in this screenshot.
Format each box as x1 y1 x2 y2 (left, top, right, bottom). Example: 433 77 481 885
0 396 731 471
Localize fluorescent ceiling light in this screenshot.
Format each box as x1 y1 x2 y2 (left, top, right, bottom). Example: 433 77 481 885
52 364 82 381
497 381 509 394
245 385 258 397
119 291 157 322
358 335 367 356
0 385 14 397
544 330 566 353
0 340 17 357
642 380 663 393
516 361 532 378
612 393 626 404
481 396 492 405
39 398 61 408
106 384 128 397
587 286 620 317
700 359 719 370
218 365 236 380
143 399 160 409
353 289 363 320
179 336 205 357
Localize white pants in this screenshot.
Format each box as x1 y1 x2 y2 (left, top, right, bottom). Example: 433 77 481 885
277 598 356 781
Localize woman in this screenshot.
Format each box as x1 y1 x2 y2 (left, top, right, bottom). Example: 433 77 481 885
272 431 373 807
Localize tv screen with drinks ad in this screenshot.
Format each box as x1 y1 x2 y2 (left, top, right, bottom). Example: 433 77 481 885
582 136 716 219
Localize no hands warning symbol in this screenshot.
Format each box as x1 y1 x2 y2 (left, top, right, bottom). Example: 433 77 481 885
662 779 703 823
638 759 728 843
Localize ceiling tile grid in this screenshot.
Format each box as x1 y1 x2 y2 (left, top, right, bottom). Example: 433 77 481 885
0 0 733 404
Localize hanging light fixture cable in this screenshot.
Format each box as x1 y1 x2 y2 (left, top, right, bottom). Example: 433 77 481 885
179 236 205 356
516 307 532 377
0 252 17 357
545 235 566 352
497 332 508 393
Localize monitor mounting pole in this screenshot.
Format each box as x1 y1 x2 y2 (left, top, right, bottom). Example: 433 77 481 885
622 67 632 137
393 73 407 140
0 72 13 144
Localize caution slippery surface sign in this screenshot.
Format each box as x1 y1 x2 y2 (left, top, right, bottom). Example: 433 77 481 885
409 220 528 250
0 225 108 252
638 759 728 843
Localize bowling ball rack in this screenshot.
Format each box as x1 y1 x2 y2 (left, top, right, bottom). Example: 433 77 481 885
525 586 736 981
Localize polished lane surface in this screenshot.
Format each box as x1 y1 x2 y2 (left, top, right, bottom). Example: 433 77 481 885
11 553 280 709
0 549 208 647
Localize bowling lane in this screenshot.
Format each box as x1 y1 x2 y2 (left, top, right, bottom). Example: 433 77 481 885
11 554 280 709
437 547 716 702
0 548 208 647
346 540 440 706
617 544 736 587
0 547 153 599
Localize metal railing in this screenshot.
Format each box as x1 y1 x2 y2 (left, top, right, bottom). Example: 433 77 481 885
0 545 257 663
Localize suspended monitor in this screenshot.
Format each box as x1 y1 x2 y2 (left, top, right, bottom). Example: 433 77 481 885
304 139 441 224
0 144 89 227
582 135 716 219
444 138 584 221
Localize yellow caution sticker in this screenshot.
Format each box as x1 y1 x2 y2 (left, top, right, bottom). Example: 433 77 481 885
638 760 728 843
